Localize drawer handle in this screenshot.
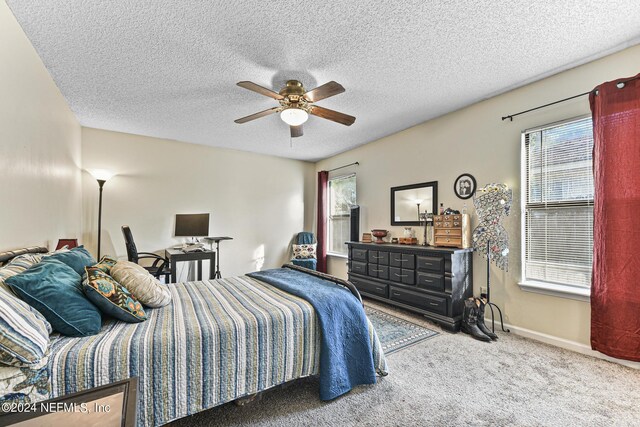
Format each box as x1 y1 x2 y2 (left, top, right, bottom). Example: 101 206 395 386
393 292 401 297
454 222 460 227
423 279 434 283
394 273 408 278
429 302 440 306
376 287 384 291
372 255 383 259
372 269 382 272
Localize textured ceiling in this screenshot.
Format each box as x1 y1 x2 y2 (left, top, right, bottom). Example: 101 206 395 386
7 1 640 161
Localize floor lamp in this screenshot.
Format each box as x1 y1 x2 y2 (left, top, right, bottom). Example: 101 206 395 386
89 169 114 260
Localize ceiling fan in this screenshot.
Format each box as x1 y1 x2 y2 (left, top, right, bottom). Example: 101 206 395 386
234 80 356 138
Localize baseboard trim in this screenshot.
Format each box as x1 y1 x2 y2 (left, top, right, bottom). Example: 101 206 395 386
488 319 640 370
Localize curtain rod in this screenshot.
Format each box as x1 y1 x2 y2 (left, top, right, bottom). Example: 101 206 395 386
501 74 640 122
328 161 359 172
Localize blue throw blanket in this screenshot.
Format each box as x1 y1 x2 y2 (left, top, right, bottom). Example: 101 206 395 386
247 268 377 400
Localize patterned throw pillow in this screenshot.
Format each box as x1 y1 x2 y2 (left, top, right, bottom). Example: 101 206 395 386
0 287 52 367
93 255 118 274
0 254 45 295
110 261 172 308
292 244 317 260
83 267 147 323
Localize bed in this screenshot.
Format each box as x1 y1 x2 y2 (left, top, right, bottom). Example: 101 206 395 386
0 252 388 427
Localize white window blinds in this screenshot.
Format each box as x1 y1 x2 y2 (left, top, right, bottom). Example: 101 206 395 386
523 116 594 288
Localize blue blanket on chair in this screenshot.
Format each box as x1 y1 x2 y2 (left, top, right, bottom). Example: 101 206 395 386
247 268 376 400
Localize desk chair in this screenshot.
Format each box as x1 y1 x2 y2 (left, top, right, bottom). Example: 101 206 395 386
291 232 317 271
121 226 171 283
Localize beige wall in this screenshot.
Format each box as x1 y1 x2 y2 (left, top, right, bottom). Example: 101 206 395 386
81 128 315 281
317 44 640 346
0 1 82 251
4 0 638 352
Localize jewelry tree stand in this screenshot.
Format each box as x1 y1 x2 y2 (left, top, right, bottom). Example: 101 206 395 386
472 183 512 333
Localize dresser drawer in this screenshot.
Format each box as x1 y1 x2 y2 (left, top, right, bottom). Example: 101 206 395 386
369 264 389 279
391 253 415 269
350 261 367 275
368 251 389 265
389 267 415 285
351 277 388 298
400 254 415 269
435 214 462 221
435 228 462 237
390 252 402 267
390 287 447 315
417 272 445 292
352 248 368 261
367 264 378 278
417 256 444 273
434 236 462 247
376 265 389 280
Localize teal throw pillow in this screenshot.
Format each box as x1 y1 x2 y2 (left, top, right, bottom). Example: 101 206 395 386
46 246 96 276
83 267 147 323
6 258 102 337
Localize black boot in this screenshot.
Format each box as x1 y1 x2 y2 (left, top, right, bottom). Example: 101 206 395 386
461 298 491 342
475 297 498 340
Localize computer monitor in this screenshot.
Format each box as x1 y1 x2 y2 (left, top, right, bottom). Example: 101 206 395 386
174 213 210 237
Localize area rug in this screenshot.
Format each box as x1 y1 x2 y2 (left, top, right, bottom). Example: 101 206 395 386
365 305 438 354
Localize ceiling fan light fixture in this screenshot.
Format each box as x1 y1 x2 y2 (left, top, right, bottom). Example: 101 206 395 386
280 108 309 126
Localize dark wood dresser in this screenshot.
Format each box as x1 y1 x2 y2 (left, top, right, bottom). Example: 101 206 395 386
347 242 473 332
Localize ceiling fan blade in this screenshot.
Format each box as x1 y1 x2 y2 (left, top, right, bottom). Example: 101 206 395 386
290 125 303 138
234 107 280 124
303 81 345 102
237 81 284 100
310 105 356 126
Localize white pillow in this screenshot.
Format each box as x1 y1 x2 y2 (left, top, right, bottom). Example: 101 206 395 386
293 244 317 259
0 253 44 295
0 287 52 367
110 261 172 308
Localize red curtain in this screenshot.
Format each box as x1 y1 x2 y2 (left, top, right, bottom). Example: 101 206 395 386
590 73 640 362
317 171 329 273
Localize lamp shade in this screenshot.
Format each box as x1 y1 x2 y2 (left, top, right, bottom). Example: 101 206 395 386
89 169 115 181
280 108 309 126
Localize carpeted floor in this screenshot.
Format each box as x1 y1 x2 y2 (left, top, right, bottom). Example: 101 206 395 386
169 300 640 427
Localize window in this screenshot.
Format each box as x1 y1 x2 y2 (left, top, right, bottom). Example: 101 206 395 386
522 116 594 294
328 174 356 256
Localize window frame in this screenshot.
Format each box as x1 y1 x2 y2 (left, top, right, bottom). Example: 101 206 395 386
519 115 593 302
326 173 356 258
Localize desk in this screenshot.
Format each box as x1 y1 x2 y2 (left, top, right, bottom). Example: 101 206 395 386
165 248 216 283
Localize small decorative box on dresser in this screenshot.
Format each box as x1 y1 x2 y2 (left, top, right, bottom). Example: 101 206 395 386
433 214 472 248
347 242 473 332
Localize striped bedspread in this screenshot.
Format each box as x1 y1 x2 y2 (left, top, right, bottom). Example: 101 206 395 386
47 275 388 427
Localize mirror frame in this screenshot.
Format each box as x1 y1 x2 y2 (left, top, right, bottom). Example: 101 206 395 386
390 181 438 226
